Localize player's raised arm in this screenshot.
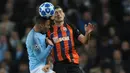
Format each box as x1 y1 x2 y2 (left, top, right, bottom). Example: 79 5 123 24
32 35 53 61
78 23 94 44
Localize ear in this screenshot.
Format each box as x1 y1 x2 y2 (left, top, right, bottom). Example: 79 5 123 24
40 21 45 26
63 12 65 18
38 23 43 29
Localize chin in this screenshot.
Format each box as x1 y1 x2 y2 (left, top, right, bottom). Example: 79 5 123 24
56 20 64 22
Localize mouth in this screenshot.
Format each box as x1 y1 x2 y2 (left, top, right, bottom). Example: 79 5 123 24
56 16 61 18
57 17 61 19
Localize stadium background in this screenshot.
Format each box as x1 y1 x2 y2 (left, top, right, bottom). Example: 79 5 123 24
0 0 130 73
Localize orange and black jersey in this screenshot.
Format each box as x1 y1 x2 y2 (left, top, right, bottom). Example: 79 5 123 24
47 24 81 64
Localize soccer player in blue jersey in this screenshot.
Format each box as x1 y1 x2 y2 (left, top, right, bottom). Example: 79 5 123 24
26 15 55 73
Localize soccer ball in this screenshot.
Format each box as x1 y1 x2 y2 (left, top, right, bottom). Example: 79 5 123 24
39 2 55 18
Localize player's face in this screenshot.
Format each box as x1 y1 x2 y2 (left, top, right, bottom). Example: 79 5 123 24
40 20 50 32
54 8 65 22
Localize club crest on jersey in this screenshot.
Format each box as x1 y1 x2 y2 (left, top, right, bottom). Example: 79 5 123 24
34 44 40 50
63 27 67 31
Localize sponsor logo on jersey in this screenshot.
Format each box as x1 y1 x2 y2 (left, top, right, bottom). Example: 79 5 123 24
53 36 69 43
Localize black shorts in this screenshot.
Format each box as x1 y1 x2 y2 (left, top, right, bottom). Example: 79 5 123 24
53 60 83 73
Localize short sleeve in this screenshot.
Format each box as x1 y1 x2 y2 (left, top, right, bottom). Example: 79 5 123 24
68 24 81 39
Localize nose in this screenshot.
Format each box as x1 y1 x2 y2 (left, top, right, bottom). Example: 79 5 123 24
57 12 60 16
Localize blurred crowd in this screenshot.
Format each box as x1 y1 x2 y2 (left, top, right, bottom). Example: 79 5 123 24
0 0 130 73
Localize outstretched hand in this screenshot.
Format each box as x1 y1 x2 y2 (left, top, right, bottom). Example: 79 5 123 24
84 23 95 34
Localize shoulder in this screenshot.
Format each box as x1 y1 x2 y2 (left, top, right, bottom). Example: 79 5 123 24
26 29 36 45
26 30 34 40
66 24 76 30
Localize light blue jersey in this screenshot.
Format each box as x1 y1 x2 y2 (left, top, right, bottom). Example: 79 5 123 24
26 29 53 71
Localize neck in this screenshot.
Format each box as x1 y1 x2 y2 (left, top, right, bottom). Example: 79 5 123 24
33 25 40 32
55 21 64 27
